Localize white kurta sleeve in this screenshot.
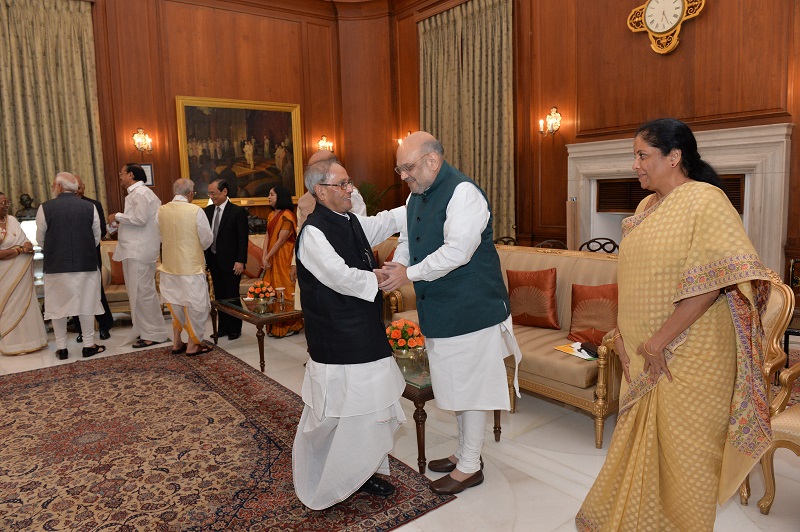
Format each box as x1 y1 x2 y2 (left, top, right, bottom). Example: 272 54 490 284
354 206 406 247
92 208 101 246
406 183 489 282
115 188 150 226
35 206 47 248
196 208 213 249
297 226 379 302
350 188 368 216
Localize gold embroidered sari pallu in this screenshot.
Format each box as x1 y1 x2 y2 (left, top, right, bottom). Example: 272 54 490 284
577 182 772 531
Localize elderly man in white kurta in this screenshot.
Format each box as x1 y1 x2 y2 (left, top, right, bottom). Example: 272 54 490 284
157 178 214 356
293 159 407 510
36 172 105 360
108 163 169 348
379 131 522 496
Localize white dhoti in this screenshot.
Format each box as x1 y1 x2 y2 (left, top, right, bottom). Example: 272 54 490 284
426 315 521 411
43 271 104 349
160 272 210 344
122 258 169 344
293 357 406 510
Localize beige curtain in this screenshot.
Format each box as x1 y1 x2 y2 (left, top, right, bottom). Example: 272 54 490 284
0 0 106 214
419 0 514 238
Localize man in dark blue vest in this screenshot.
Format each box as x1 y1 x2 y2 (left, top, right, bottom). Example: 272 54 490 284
292 158 407 510
35 172 106 360
379 131 522 496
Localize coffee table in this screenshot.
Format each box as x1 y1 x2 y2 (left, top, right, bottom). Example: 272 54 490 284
395 351 502 474
211 297 303 373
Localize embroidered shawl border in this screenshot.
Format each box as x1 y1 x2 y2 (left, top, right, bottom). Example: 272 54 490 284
674 254 771 302
725 281 772 458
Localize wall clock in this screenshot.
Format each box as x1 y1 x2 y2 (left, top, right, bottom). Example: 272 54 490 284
627 0 706 54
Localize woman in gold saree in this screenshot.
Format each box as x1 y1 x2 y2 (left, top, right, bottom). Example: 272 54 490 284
0 192 47 355
262 186 303 337
576 119 773 531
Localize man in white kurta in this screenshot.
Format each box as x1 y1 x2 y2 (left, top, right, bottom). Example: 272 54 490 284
291 150 368 312
108 163 169 348
379 132 522 496
157 179 214 356
293 159 407 510
36 172 105 360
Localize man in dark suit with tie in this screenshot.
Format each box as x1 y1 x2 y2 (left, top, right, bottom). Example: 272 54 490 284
205 178 249 340
71 175 114 341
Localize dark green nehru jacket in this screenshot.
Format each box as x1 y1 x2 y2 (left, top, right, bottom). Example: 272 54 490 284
407 161 509 338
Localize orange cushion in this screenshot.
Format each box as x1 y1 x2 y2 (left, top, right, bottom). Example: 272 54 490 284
567 283 618 345
108 252 125 285
243 240 263 278
385 248 395 263
507 268 559 329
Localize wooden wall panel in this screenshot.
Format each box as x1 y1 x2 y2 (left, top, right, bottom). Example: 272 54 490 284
93 0 341 211
336 1 397 199
576 0 791 136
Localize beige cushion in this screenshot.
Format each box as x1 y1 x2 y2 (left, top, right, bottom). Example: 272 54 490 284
508 325 598 389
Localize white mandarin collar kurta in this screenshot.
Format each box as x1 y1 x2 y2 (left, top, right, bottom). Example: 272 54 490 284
113 181 162 263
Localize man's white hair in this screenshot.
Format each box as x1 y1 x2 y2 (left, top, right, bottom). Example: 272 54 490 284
173 178 195 197
55 172 79 192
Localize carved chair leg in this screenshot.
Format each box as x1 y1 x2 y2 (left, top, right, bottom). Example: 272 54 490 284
594 415 604 449
757 446 778 515
493 409 501 442
508 380 516 414
739 474 751 505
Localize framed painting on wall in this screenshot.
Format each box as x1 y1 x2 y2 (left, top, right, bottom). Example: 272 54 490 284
175 96 304 205
140 163 154 186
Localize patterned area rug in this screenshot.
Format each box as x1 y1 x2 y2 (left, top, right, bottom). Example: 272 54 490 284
0 346 453 530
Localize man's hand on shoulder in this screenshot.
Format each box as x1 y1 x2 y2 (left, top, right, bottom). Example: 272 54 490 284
377 262 409 291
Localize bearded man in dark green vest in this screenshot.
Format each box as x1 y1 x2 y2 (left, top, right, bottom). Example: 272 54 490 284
379 131 522 496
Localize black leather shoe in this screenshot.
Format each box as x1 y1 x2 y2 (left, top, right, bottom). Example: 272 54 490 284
227 332 241 341
358 475 395 497
428 456 483 473
99 329 111 340
82 344 106 358
56 349 68 360
76 334 83 343
430 470 484 495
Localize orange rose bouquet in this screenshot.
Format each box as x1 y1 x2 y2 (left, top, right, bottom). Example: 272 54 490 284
247 280 276 299
386 318 425 350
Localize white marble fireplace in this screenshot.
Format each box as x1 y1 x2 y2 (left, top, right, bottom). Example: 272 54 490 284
567 123 793 276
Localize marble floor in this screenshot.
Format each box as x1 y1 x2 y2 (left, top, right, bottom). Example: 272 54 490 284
2 318 799 531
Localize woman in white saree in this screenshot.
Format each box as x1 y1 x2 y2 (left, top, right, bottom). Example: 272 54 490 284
0 193 47 355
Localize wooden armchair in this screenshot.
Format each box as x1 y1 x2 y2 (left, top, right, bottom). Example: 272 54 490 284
739 278 796 513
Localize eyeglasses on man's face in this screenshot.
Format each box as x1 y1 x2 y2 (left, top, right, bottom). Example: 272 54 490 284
394 153 431 175
318 180 355 191
0 200 10 207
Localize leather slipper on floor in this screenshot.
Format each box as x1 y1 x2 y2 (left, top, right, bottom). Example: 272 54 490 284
186 344 213 357
132 339 166 349
171 344 187 354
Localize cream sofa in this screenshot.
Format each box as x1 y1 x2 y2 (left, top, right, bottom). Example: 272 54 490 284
383 240 622 448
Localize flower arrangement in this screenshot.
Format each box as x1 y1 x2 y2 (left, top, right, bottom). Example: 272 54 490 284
247 281 276 300
386 318 425 350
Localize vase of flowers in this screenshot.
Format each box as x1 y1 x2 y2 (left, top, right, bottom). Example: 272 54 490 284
386 318 425 359
247 281 275 313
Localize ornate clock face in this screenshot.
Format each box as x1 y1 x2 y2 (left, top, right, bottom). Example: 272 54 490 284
644 0 683 34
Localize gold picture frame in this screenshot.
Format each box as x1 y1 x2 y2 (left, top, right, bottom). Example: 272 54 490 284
175 96 304 206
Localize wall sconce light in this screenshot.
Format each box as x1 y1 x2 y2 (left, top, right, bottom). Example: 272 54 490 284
132 128 153 156
317 135 333 151
397 130 412 146
539 107 562 136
